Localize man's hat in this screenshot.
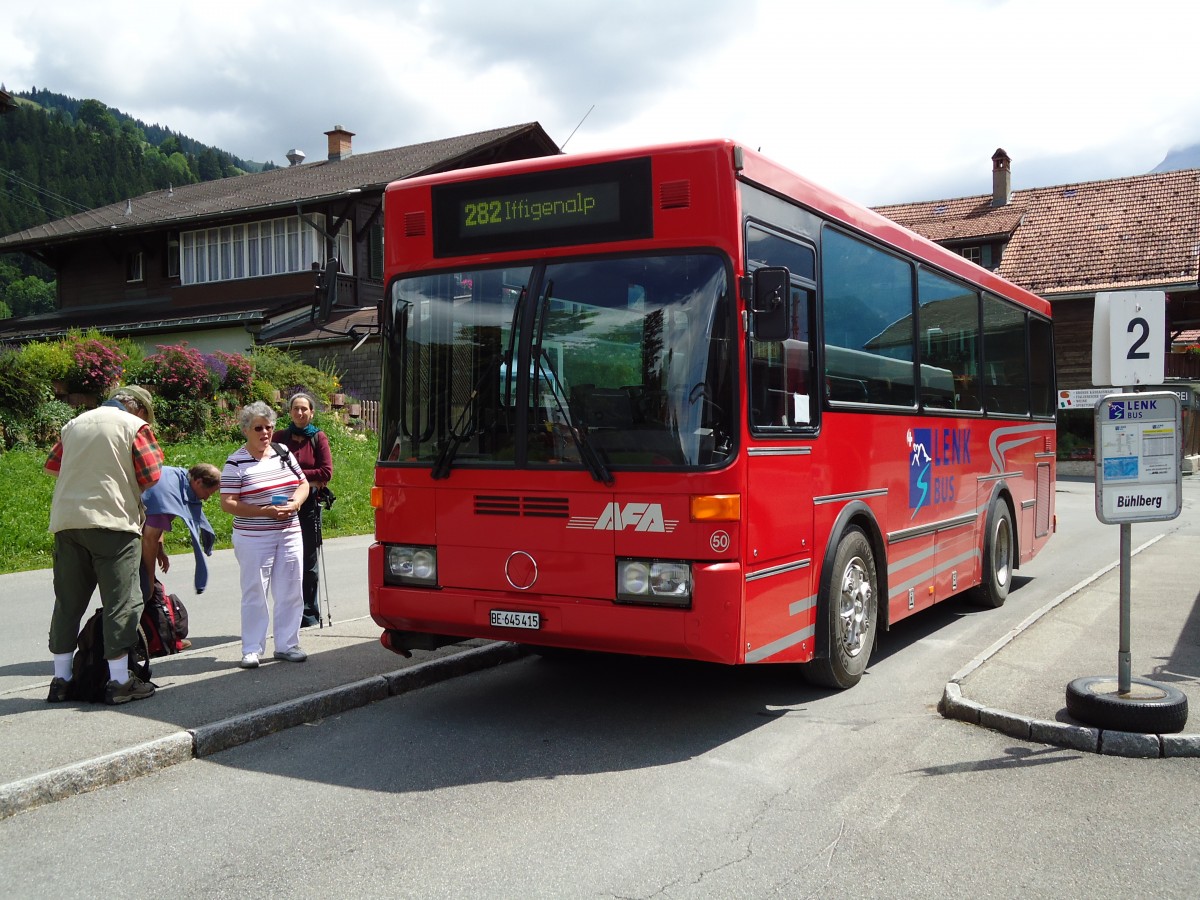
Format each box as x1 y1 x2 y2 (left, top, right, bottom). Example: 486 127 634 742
109 384 156 424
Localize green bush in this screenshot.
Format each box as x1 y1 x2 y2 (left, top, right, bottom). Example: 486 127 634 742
18 340 72 382
250 347 340 407
153 396 211 442
0 347 53 412
29 400 75 446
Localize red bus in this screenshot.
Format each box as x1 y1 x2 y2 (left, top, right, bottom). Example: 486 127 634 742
369 140 1055 688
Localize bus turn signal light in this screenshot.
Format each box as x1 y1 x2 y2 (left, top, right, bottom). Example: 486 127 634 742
370 486 383 509
690 494 740 522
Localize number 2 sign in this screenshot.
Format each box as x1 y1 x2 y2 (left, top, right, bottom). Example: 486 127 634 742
1091 291 1165 387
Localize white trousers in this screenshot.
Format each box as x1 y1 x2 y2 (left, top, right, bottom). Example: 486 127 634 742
233 526 304 656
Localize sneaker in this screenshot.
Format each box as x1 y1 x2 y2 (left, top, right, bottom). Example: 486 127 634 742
178 639 192 651
273 647 308 663
104 674 155 705
47 677 71 703
239 652 260 669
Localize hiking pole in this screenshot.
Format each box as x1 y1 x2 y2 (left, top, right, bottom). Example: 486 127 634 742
318 535 333 627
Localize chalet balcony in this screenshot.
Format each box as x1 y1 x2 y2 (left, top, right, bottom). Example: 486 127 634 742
1166 352 1200 380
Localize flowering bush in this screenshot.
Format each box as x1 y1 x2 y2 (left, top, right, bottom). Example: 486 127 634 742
213 350 253 393
142 342 211 400
201 353 228 392
67 338 127 394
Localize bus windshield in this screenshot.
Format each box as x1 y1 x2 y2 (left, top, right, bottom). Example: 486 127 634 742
382 253 735 472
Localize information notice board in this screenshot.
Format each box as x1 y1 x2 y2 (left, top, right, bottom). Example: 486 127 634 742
1094 391 1182 524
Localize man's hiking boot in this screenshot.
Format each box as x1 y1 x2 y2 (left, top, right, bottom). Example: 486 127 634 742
103 674 155 705
47 677 70 703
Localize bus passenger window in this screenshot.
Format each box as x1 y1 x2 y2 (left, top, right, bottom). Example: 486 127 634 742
917 268 981 411
822 229 916 408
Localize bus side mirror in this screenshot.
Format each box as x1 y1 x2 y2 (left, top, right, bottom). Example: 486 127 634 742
751 266 790 342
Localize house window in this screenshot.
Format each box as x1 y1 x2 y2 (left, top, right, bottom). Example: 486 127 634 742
960 245 982 265
126 250 144 283
166 235 180 278
179 214 329 285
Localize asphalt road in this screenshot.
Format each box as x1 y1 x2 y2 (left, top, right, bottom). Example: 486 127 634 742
3 478 1199 897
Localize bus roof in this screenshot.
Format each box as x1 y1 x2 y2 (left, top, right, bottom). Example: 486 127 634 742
386 139 1050 317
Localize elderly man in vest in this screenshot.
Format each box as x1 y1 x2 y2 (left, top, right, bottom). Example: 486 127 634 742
45 385 165 705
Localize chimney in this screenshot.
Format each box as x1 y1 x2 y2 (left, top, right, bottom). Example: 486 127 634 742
325 126 355 162
286 148 306 166
991 148 1011 207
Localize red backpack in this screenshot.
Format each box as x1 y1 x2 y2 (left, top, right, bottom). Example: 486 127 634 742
141 580 190 657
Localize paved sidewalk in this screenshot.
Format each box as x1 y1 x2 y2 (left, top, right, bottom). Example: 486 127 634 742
940 532 1200 758
0 616 520 819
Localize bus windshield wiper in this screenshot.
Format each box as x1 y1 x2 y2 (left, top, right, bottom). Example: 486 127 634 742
531 280 613 486
431 355 497 480
536 348 613 486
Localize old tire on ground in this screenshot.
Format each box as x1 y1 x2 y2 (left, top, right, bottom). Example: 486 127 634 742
802 526 878 690
969 499 1013 608
1065 675 1189 733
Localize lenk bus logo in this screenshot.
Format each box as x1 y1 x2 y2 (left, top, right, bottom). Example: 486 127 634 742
907 427 971 518
1108 399 1158 420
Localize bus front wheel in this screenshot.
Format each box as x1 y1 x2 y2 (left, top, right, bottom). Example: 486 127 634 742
970 500 1013 609
803 527 878 690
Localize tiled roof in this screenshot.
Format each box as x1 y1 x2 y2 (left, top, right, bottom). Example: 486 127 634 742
0 122 558 250
875 169 1200 296
868 197 1025 243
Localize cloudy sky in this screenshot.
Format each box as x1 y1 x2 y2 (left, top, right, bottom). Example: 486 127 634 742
5 0 1199 204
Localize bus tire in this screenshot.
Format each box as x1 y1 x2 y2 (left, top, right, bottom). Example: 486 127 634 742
969 499 1013 608
803 527 878 690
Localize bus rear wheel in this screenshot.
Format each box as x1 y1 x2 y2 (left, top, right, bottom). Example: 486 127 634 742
803 527 878 690
970 500 1013 608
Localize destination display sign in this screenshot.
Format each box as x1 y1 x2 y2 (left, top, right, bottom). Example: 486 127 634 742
1094 391 1182 524
431 158 653 257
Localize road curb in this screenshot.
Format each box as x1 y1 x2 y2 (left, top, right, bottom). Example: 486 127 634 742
0 642 525 821
937 537 1200 757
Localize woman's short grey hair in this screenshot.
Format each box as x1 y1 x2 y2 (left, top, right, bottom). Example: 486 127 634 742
239 401 277 430
288 391 317 412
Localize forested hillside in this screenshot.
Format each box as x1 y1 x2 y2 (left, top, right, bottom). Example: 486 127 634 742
0 88 275 318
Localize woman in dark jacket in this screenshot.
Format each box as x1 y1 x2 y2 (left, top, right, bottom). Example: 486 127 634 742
279 392 333 627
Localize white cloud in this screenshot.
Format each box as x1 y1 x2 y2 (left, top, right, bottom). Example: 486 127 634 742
5 0 1200 201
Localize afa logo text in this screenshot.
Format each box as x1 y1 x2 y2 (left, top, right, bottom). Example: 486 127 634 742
907 428 971 517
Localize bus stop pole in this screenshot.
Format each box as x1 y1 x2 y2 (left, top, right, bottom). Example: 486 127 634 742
1118 522 1132 694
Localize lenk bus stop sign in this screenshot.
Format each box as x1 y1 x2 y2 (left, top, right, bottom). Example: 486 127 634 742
1094 391 1182 524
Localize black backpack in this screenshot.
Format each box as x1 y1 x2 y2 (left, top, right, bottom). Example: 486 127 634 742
141 580 189 657
64 610 152 703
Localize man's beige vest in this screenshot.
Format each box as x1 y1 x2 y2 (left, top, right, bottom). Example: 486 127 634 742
48 405 146 534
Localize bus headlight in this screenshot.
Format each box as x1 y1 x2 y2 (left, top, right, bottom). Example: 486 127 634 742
385 544 438 587
616 559 692 607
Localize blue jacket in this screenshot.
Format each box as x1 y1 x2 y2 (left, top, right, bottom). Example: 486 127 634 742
142 466 216 593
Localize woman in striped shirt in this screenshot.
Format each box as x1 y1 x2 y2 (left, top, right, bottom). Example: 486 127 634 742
220 401 310 669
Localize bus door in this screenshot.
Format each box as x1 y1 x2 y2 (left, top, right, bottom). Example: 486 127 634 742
744 263 818 663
